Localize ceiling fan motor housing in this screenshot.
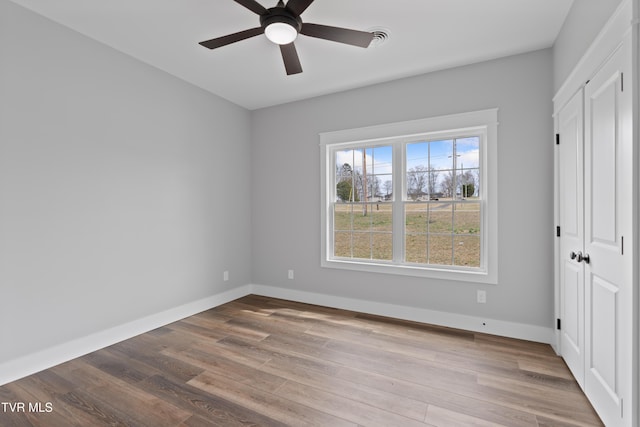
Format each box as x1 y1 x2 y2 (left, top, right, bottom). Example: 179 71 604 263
260 7 303 33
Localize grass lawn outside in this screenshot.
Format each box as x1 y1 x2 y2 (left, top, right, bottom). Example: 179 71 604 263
333 199 480 267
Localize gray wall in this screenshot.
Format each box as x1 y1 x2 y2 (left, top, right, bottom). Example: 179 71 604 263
250 49 555 328
553 0 623 92
0 0 252 363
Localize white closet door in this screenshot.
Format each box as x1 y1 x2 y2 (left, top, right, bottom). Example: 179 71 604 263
557 89 585 387
583 44 631 427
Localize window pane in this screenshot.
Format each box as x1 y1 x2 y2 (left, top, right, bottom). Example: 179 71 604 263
406 169 431 200
430 140 454 172
333 202 392 260
352 232 371 259
336 150 357 202
454 235 480 267
336 180 356 202
334 231 352 258
366 175 383 201
370 146 393 174
405 203 427 234
334 204 352 231
456 137 480 169
352 205 371 230
457 137 480 199
428 203 453 233
405 234 427 263
406 142 428 170
454 202 480 235
428 235 453 265
459 168 480 199
337 146 392 204
406 141 427 200
406 141 446 200
336 149 357 176
372 233 393 260
380 175 393 200
371 203 393 232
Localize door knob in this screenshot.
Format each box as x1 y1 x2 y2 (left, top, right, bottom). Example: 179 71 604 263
570 251 577 260
577 252 590 264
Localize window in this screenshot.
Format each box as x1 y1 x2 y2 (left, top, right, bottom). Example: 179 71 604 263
320 109 498 284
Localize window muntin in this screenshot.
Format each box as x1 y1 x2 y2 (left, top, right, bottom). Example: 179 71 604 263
320 109 498 284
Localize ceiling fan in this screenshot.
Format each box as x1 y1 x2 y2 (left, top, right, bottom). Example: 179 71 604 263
199 0 375 75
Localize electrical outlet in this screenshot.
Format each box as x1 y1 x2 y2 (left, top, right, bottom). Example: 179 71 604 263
223 271 229 281
288 270 294 280
477 290 486 303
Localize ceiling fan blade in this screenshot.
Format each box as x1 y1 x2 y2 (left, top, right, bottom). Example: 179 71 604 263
234 0 267 15
199 27 264 49
280 42 303 75
285 0 314 16
301 23 374 48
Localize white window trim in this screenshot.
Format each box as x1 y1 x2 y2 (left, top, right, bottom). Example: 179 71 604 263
320 109 498 284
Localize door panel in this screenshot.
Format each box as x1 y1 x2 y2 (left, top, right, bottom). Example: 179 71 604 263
562 261 581 353
589 76 618 245
590 274 618 396
557 89 584 387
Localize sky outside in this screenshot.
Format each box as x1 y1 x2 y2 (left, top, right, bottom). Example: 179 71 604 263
336 137 480 176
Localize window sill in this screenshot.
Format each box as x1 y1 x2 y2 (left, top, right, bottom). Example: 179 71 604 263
321 258 497 284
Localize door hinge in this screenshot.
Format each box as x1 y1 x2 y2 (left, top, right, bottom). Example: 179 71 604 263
621 73 624 92
555 133 560 145
621 397 623 417
557 318 561 330
621 236 624 255
556 226 561 237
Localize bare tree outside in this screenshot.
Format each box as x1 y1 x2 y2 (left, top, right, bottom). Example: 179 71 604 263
459 169 477 197
383 180 392 198
427 166 439 197
407 165 429 200
441 171 455 198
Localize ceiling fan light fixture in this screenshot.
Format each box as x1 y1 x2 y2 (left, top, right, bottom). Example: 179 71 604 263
265 22 298 45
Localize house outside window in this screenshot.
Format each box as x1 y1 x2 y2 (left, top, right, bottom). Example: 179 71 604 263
320 109 498 284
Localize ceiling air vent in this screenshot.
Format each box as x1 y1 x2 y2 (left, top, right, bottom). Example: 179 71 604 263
367 27 390 47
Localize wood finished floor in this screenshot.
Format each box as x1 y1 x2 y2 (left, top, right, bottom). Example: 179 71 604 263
1 295 603 426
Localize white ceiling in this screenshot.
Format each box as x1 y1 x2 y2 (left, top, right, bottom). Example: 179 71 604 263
10 0 574 110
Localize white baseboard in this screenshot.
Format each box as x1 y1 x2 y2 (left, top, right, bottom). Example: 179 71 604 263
1 283 555 386
250 284 555 345
0 285 251 386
